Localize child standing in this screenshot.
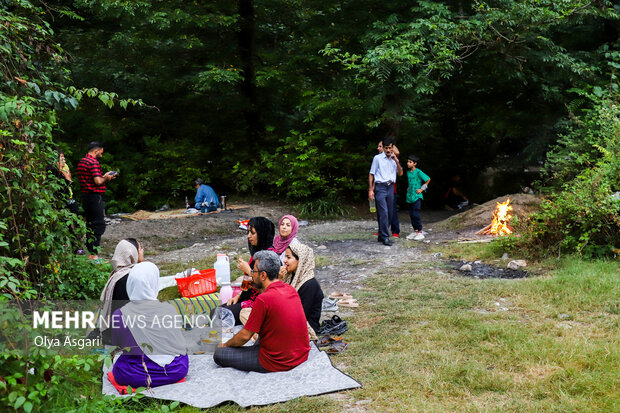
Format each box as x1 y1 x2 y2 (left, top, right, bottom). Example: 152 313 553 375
405 155 431 240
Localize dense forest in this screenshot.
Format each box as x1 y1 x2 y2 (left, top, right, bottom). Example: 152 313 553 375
0 1 619 410
48 0 618 209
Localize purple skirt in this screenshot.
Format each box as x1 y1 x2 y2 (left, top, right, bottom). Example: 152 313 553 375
110 308 189 388
113 354 189 388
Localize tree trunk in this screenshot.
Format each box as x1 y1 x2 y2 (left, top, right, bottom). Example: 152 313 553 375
238 0 264 142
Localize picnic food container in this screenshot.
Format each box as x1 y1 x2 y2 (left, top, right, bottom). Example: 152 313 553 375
214 254 230 285
176 269 216 298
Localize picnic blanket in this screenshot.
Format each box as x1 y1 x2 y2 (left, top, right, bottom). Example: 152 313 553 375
119 206 249 221
101 343 361 408
167 294 220 319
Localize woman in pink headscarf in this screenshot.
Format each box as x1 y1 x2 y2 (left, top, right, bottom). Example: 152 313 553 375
270 214 300 264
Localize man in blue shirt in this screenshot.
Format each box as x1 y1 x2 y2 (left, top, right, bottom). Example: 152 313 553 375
193 178 219 212
369 138 403 246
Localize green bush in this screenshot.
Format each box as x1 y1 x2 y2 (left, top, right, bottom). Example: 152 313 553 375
518 93 620 257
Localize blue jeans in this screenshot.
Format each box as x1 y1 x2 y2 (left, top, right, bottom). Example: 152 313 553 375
407 199 422 231
375 183 394 241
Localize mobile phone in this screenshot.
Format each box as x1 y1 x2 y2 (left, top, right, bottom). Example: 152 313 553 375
109 171 118 176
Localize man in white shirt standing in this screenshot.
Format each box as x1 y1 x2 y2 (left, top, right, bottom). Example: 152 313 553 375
368 137 403 246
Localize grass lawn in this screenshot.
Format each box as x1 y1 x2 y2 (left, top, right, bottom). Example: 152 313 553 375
54 244 619 412
337 255 619 412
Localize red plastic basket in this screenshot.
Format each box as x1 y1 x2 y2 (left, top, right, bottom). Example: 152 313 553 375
175 269 217 298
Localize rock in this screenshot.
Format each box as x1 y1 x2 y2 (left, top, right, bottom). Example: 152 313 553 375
502 253 509 261
507 260 525 270
431 252 443 258
317 245 327 250
299 220 309 226
459 264 472 272
558 313 571 320
474 260 482 264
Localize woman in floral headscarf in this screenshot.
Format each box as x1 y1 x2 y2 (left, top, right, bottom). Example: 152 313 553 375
283 243 324 334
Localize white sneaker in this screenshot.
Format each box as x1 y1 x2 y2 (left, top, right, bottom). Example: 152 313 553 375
406 232 417 240
414 232 425 241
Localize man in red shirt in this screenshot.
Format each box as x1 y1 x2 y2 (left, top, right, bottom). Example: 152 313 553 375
214 250 310 373
76 141 117 260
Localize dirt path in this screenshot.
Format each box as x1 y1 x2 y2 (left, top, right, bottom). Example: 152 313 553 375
101 195 539 300
101 206 457 304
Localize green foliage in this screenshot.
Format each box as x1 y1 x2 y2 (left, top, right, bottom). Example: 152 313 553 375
0 3 143 412
296 193 347 219
517 88 620 257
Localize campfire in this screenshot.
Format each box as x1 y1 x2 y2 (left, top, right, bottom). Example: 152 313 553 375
477 198 513 236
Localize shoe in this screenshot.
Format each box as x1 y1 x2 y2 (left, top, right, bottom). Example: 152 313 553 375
392 233 399 238
377 237 385 243
414 232 425 241
322 298 339 312
318 315 348 336
406 232 417 240
382 239 393 246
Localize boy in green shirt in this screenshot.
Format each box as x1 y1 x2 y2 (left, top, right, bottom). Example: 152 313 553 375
405 155 431 240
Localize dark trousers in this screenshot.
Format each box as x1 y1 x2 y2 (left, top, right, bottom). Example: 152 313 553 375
81 193 106 254
390 193 400 235
375 183 394 241
407 199 422 231
213 342 269 373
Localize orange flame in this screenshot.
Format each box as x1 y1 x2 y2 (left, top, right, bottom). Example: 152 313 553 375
490 198 513 236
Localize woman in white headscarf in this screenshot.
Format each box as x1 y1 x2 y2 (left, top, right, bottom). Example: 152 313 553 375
99 239 143 337
108 262 189 388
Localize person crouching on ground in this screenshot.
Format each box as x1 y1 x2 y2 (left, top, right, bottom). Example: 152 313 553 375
213 250 310 373
109 262 189 388
193 178 219 212
283 243 324 336
405 155 431 241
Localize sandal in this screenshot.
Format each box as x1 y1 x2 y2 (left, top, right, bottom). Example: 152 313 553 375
329 292 353 300
317 335 343 347
338 299 359 308
326 341 349 355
